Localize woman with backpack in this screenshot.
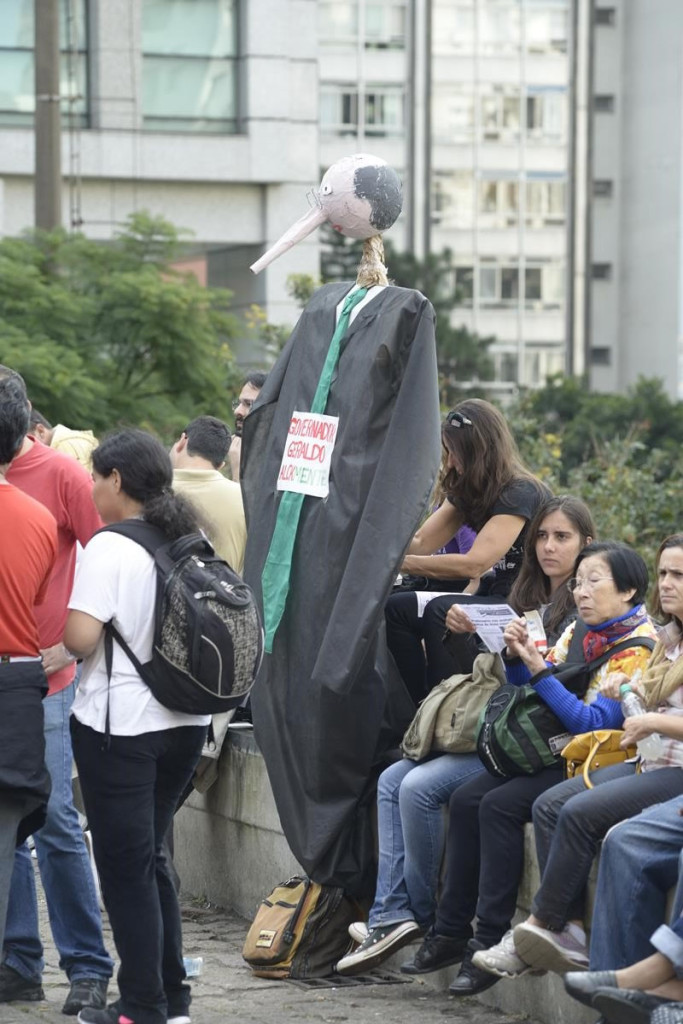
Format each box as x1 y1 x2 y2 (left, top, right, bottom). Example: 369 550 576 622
401 541 657 995
385 398 550 706
64 429 210 1024
336 496 595 976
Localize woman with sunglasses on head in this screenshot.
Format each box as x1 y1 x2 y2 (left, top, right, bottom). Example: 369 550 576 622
402 541 657 993
385 398 551 707
337 496 595 976
506 534 683 994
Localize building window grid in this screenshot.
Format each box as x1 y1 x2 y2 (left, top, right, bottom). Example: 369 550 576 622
432 85 567 145
453 259 565 311
0 0 88 127
432 0 569 57
320 84 405 137
318 1 408 49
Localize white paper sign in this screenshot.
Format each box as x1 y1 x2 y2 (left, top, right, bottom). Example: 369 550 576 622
461 603 516 654
277 411 340 498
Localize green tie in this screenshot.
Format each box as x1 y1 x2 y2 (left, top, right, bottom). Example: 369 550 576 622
261 287 369 652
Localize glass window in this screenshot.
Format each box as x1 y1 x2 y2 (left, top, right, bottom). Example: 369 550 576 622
479 264 519 307
525 264 565 308
455 265 474 305
432 3 475 55
499 352 518 382
593 179 614 198
365 87 404 135
433 88 474 143
432 171 474 228
142 0 237 133
526 89 567 141
525 267 542 301
479 266 498 302
478 178 519 227
479 87 521 141
480 2 521 54
365 2 407 48
0 0 88 127
595 7 616 26
594 94 616 113
501 267 519 300
319 2 358 42
526 178 566 225
320 88 358 135
526 7 568 54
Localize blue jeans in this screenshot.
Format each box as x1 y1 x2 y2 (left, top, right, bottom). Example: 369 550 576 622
369 753 484 930
590 795 683 970
3 682 113 983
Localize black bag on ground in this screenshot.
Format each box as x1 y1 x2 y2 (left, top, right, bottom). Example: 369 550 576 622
101 520 263 717
242 876 361 979
477 629 655 779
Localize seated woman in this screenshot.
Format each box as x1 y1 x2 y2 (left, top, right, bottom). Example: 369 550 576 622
336 496 595 976
401 541 657 995
385 398 550 706
64 429 210 1024
509 533 683 980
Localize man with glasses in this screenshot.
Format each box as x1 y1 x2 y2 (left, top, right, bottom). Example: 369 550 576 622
228 372 267 482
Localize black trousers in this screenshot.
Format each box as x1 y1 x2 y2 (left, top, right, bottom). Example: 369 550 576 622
385 592 500 705
71 719 206 1024
435 763 565 948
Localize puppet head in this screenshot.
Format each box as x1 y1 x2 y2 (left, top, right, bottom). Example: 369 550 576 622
250 154 402 274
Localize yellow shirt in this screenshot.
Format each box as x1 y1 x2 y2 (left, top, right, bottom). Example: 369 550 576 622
50 424 99 471
172 469 247 574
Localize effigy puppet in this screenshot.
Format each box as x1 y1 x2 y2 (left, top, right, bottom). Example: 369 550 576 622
241 154 441 895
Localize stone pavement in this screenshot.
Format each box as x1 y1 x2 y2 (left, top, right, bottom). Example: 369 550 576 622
0 881 542 1024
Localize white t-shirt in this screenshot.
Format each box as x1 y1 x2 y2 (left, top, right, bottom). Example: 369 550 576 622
69 531 211 736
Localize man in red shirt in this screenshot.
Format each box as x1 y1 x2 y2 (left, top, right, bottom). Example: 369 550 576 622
0 376 57 957
0 367 113 1016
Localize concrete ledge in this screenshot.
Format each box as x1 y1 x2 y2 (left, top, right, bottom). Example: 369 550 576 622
175 732 599 1024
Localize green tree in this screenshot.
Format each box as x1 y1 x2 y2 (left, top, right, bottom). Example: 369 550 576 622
320 227 495 403
0 212 240 439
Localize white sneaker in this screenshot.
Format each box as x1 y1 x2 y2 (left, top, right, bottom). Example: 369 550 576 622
348 921 369 945
472 930 546 979
513 921 589 975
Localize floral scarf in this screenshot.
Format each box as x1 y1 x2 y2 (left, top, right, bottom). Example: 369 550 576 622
582 604 649 663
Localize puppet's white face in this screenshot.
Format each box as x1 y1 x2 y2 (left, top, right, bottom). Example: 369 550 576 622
318 154 402 240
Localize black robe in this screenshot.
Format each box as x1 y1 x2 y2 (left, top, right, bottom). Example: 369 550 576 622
241 283 440 894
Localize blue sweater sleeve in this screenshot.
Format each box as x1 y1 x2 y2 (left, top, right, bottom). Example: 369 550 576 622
504 658 532 687
532 674 624 732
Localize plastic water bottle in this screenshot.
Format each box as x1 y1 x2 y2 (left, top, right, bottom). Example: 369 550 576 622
183 956 203 978
620 675 665 760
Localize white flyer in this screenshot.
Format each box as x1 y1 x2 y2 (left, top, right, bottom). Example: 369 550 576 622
435 602 516 653
276 411 339 498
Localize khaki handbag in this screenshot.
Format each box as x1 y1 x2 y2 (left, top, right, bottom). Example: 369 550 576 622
561 729 637 789
401 652 506 760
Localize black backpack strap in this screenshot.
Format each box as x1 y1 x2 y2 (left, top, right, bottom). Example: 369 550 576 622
99 519 166 746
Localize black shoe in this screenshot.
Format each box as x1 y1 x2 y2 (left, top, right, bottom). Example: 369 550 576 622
62 977 108 1016
449 939 501 996
0 962 45 1003
593 988 672 1024
564 970 618 1008
651 1003 683 1024
77 1006 129 1024
400 927 469 975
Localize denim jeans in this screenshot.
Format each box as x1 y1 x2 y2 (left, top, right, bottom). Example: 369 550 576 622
72 719 206 1024
590 795 683 970
3 682 113 983
531 762 683 930
368 753 484 930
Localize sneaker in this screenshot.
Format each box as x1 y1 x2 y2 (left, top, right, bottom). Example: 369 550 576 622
62 977 108 1016
168 1017 191 1024
336 921 421 976
77 1007 134 1024
348 921 369 945
0 962 45 1003
400 927 469 975
513 921 589 975
449 939 501 995
472 930 547 979
651 1004 683 1024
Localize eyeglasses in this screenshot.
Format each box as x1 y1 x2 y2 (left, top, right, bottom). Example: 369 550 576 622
232 397 255 412
446 410 473 428
566 575 614 593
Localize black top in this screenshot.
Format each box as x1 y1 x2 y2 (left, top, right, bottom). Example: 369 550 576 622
478 478 550 597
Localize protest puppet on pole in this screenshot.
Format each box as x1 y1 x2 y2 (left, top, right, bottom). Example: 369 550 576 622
242 154 441 896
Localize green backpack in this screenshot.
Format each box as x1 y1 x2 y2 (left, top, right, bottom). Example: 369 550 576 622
477 633 655 779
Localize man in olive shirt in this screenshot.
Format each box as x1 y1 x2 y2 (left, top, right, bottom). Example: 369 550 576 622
170 415 246 573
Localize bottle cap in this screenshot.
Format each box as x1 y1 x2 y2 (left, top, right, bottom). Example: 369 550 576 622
619 683 632 695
